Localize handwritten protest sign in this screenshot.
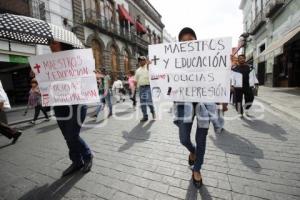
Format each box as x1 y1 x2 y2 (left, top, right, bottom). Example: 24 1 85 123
149 37 232 102
29 49 99 106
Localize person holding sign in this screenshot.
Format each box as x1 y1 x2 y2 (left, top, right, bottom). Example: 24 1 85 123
49 40 93 177
173 28 218 188
231 54 258 117
135 56 156 122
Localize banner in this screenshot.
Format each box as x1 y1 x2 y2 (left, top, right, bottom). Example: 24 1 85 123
149 37 232 102
29 49 99 106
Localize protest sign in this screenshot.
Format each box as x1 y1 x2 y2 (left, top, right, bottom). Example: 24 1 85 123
148 37 232 102
28 49 99 106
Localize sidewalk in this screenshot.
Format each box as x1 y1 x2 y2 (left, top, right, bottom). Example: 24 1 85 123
1 101 300 200
256 86 300 121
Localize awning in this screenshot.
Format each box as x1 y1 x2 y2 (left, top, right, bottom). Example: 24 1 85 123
136 22 147 34
261 26 300 58
118 5 134 25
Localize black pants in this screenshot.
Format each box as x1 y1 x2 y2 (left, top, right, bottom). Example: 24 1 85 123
0 121 16 139
234 87 254 115
130 90 137 106
33 104 49 121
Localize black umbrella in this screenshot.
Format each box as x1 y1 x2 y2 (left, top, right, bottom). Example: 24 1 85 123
0 13 83 48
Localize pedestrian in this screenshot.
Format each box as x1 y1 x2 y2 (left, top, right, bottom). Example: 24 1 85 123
103 69 113 117
27 78 50 124
49 40 93 177
173 27 217 188
0 82 22 144
128 70 137 108
135 56 156 122
112 77 125 103
231 54 259 117
93 70 106 119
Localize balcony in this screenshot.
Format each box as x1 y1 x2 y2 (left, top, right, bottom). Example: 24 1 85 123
265 0 285 18
249 11 266 35
83 9 150 50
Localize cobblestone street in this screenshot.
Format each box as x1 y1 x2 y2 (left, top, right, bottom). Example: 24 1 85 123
0 100 300 200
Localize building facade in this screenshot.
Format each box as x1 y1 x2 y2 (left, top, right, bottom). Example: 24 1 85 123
239 0 300 87
0 0 164 107
72 0 164 79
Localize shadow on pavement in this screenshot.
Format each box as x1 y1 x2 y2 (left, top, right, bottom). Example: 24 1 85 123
18 172 85 200
0 143 13 149
35 123 59 134
242 118 288 141
210 130 264 172
118 120 154 152
185 179 213 200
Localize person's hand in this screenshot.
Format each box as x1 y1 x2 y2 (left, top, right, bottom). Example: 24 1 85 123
0 101 4 111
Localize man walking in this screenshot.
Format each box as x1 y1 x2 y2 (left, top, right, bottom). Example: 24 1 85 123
231 54 259 117
135 56 155 122
0 81 22 144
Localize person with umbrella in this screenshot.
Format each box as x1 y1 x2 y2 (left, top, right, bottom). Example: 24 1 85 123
49 40 93 177
0 13 93 176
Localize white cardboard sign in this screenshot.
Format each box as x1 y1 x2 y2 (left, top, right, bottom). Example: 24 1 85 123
29 49 99 106
148 37 232 102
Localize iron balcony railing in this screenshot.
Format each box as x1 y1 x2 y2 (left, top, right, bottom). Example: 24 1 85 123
83 8 150 49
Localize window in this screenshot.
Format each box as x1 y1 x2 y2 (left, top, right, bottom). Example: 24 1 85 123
259 43 265 53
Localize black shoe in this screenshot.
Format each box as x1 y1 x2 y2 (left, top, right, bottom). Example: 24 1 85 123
152 112 156 120
82 155 93 173
12 131 22 144
62 163 83 177
140 118 148 122
188 154 195 166
192 172 203 188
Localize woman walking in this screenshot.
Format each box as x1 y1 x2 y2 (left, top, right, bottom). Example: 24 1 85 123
27 79 49 124
174 27 217 188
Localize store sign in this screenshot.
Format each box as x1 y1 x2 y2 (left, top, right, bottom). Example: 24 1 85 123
9 55 28 64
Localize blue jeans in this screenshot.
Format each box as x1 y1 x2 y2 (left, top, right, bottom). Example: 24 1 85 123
139 85 155 119
176 103 209 172
95 96 104 116
54 105 92 165
211 109 224 132
179 123 208 172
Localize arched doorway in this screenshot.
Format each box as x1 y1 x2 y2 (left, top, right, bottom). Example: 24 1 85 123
124 50 130 74
111 45 119 78
91 39 102 70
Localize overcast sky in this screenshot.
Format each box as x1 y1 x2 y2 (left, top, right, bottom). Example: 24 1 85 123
148 0 243 46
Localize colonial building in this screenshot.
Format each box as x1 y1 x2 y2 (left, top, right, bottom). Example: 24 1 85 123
238 0 300 87
72 0 164 79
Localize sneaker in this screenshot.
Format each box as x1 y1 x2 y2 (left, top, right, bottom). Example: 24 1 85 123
140 118 148 122
45 118 51 121
12 131 22 144
30 121 36 125
62 163 83 177
82 155 93 173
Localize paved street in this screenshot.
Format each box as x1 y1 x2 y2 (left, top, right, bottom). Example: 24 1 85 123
0 99 300 200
